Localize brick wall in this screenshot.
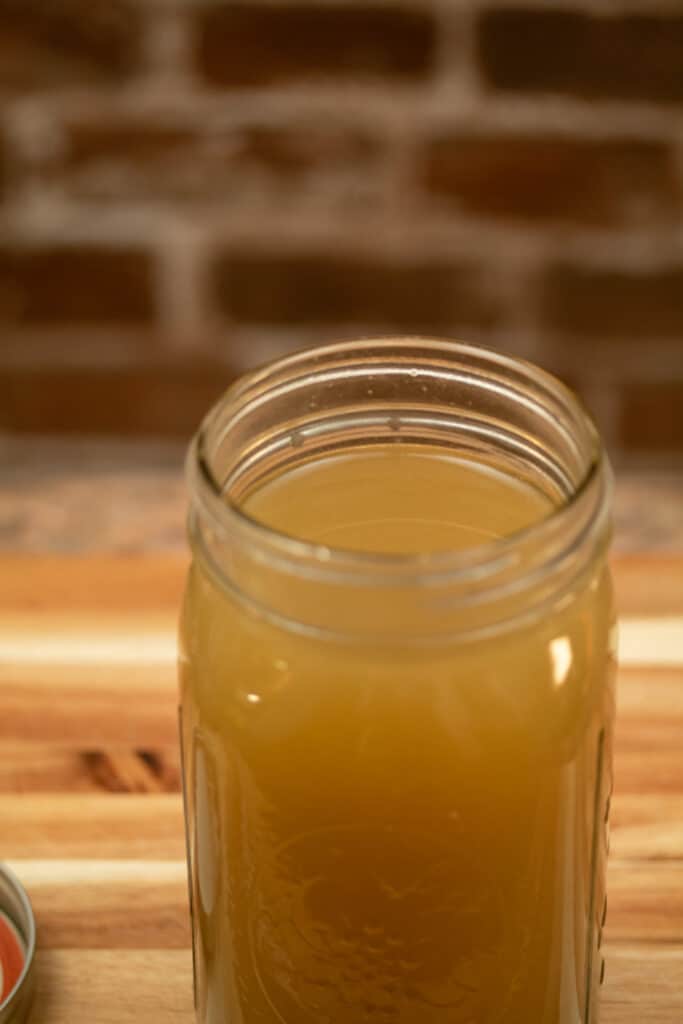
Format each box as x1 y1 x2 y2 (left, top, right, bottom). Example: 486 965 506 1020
1 0 682 458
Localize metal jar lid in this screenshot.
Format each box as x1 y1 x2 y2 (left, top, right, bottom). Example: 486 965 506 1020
0 864 35 1024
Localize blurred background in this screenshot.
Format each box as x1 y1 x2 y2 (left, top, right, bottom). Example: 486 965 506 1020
1 0 682 493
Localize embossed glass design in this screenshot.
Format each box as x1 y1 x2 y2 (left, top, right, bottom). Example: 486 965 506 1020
180 338 616 1024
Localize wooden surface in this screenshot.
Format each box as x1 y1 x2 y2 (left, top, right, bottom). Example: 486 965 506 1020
1 551 682 1022
2 439 683 557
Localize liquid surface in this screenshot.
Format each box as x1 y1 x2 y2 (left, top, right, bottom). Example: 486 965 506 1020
244 449 553 554
180 446 615 1024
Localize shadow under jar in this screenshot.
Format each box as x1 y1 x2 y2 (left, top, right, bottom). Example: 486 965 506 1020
179 338 616 1024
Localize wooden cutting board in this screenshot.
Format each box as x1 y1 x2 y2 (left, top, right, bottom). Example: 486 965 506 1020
1 553 682 1023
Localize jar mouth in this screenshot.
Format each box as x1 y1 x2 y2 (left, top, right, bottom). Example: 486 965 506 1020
188 337 609 589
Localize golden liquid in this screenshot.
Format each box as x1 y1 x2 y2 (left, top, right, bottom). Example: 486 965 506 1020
180 447 615 1024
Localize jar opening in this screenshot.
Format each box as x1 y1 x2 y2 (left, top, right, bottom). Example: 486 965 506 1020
187 338 611 637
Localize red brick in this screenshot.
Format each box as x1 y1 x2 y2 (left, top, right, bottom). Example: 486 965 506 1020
232 123 381 178
478 9 683 102
68 122 195 167
540 266 683 339
63 120 198 200
0 362 236 436
0 245 155 325
419 135 680 226
621 383 683 451
195 4 436 87
213 251 502 332
60 117 381 201
0 0 142 91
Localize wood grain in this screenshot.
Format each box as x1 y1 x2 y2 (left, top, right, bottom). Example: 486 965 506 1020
0 555 188 614
3 791 683 862
0 744 180 794
605 862 683 942
613 555 683 617
6 860 190 950
0 551 681 618
602 946 683 1022
26 947 682 1023
2 857 679 951
610 796 683 860
1 662 178 746
31 950 193 1023
1 795 185 859
0 551 681 1021
616 667 683 725
10 665 680 753
615 751 683 798
2 667 680 793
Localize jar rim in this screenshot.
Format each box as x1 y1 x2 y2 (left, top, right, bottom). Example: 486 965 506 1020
187 337 609 589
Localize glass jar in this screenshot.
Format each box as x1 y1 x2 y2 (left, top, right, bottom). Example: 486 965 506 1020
179 338 616 1024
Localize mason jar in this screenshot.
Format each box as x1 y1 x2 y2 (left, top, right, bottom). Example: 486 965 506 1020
179 338 616 1024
